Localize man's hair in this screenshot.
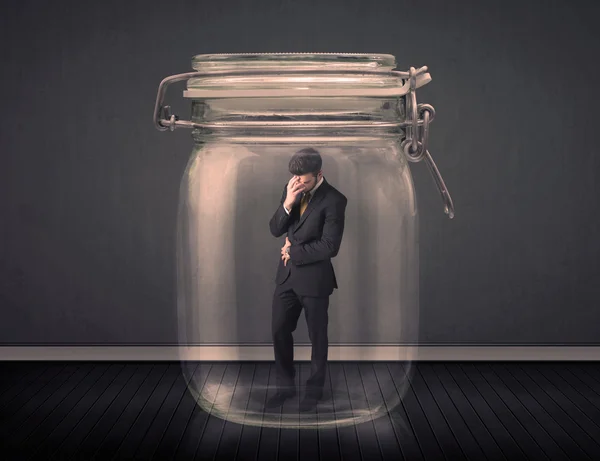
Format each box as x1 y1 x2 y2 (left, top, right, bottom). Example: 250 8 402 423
288 147 322 177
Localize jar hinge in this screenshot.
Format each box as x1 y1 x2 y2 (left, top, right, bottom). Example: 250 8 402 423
401 67 455 219
153 72 202 131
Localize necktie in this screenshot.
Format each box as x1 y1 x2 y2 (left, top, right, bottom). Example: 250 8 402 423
300 192 311 216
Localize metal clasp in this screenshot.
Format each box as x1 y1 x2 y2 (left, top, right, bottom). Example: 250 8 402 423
153 67 434 131
153 72 201 131
153 66 454 218
401 67 455 219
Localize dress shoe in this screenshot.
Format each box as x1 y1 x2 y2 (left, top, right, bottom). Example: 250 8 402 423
299 391 322 412
264 389 296 409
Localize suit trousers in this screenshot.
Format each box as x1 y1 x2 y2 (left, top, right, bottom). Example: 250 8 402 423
272 276 329 395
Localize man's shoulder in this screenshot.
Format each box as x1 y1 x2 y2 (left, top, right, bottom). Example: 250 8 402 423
324 183 347 204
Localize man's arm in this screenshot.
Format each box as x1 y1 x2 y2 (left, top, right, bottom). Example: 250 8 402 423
288 196 347 265
269 183 293 237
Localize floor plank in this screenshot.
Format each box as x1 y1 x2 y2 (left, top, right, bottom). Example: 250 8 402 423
488 363 592 460
315 362 341 461
69 363 156 460
172 364 226 460
344 362 383 460
406 362 467 459
329 362 361 461
195 363 242 460
88 363 171 460
17 363 117 460
150 363 212 460
233 363 269 460
390 362 445 461
419 363 487 460
111 363 182 460
506 363 600 458
0 361 600 461
131 362 200 460
256 364 279 461
444 363 525 460
374 362 423 461
0 365 85 438
430 363 506 461
358 363 403 461
44 363 141 461
213 363 254 461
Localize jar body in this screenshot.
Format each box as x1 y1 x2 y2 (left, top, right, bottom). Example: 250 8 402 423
177 135 419 428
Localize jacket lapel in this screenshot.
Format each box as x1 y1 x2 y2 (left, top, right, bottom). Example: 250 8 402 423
293 178 329 234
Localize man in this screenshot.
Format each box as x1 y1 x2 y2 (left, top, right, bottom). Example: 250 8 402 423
267 147 348 412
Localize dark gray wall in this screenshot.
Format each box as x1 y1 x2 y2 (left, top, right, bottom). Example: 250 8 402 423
0 0 598 345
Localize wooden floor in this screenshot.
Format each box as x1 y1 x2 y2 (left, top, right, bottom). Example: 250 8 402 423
1 361 600 460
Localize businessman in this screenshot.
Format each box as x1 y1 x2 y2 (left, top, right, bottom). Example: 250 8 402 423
267 147 348 412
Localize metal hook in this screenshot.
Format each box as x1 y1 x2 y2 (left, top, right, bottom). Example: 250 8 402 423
423 149 455 219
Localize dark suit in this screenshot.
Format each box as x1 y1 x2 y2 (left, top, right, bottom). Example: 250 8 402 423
269 177 348 394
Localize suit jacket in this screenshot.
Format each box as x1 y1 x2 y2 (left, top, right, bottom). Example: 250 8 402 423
269 177 348 297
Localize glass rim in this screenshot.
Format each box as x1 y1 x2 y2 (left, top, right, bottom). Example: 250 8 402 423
191 52 397 71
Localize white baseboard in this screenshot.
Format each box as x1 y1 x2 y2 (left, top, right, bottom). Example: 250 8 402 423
0 345 599 361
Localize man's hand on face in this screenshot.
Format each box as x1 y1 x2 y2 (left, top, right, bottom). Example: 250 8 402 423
281 237 291 266
283 176 306 211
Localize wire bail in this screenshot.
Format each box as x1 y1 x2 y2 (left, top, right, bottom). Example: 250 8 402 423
153 65 454 218
400 67 454 219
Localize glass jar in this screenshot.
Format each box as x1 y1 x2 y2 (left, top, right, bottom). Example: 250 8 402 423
153 53 454 429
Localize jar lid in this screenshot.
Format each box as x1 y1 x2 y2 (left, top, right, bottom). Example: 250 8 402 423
183 53 431 98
